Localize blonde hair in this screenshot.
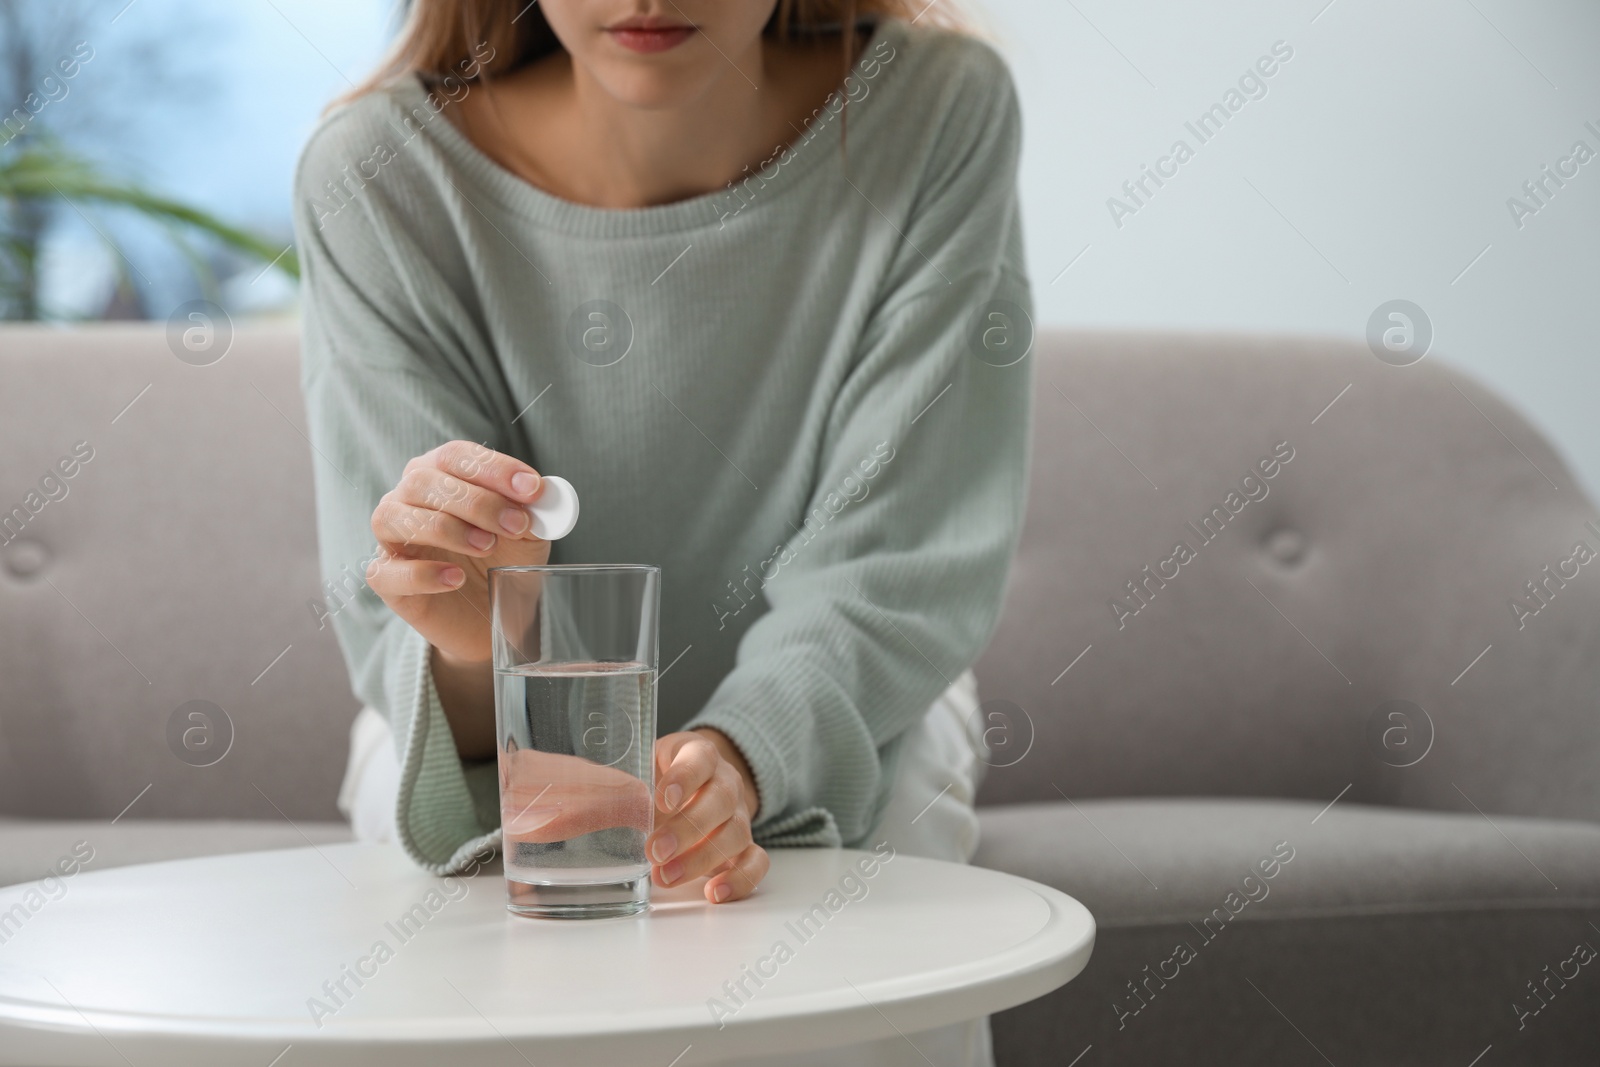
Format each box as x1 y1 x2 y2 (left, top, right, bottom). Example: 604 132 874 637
345 0 971 100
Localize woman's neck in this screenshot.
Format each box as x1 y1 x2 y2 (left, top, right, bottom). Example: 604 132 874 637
455 34 852 210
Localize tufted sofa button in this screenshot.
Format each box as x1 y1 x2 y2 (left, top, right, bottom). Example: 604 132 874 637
1266 528 1307 566
2 538 48 580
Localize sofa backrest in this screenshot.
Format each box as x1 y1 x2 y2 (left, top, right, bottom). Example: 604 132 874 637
0 324 353 821
974 331 1600 824
2 326 1595 825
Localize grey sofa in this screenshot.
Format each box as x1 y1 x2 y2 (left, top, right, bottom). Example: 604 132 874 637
2 324 1596 1064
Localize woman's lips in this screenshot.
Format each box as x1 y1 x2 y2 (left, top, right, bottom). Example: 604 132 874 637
607 25 696 53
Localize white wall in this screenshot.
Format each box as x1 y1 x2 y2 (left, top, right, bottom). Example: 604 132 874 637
976 0 1600 498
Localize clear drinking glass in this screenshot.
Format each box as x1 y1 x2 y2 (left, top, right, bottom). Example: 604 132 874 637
489 564 660 919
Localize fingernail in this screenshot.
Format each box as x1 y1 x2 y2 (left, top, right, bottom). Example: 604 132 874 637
441 566 465 587
503 805 562 835
466 528 495 551
661 859 684 884
713 883 732 903
511 472 540 498
652 833 677 863
499 508 528 534
663 784 683 811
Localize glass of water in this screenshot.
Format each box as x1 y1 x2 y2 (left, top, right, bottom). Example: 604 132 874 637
489 564 660 919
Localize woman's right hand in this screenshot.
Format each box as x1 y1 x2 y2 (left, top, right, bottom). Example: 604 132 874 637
365 440 553 665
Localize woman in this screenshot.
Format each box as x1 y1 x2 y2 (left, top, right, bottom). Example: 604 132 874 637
296 1 1032 1063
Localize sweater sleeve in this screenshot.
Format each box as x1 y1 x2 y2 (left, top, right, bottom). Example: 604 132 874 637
683 51 1034 847
292 103 507 875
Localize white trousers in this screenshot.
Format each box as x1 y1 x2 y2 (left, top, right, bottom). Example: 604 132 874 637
338 671 995 1067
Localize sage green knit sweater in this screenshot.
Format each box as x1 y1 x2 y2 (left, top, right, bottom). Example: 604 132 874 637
293 16 1033 874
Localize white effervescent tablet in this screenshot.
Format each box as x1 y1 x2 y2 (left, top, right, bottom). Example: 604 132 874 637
525 474 580 541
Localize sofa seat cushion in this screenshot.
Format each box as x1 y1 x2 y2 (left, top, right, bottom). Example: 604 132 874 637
975 799 1600 1066
975 797 1600 924
0 818 354 888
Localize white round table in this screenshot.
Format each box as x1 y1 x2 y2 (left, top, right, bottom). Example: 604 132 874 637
0 843 1094 1066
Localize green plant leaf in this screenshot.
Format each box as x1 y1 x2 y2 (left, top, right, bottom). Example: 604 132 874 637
0 137 298 319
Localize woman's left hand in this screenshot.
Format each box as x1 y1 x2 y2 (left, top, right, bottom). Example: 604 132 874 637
649 729 769 903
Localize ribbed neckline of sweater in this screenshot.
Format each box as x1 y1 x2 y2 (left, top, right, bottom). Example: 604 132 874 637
395 16 908 239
